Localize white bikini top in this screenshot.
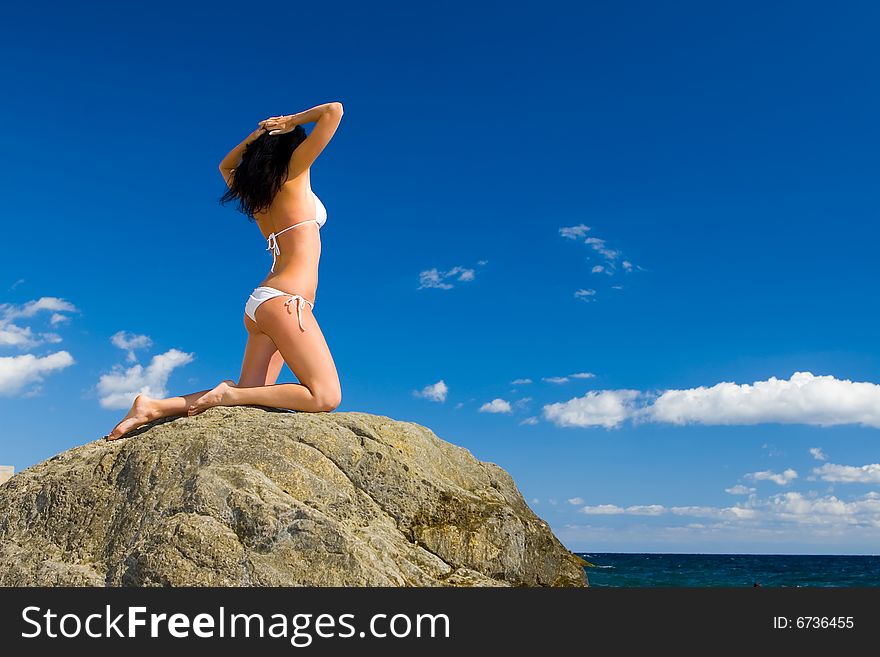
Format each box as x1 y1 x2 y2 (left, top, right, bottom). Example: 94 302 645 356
266 189 327 272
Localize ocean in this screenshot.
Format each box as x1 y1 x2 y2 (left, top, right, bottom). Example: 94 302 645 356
576 553 880 587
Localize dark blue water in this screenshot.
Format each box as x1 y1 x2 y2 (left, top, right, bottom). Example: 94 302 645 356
576 553 880 587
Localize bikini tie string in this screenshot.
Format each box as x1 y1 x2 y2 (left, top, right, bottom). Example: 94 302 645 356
283 295 312 332
266 233 281 273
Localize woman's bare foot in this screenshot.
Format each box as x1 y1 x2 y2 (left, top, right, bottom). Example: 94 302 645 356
105 394 160 441
187 379 236 417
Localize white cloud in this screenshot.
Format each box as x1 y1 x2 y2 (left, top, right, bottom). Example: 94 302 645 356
649 372 880 428
591 265 605 273
570 372 596 379
810 447 828 461
0 351 75 395
511 378 533 385
584 237 620 262
543 389 641 428
574 288 596 302
0 323 38 348
543 376 570 384
579 504 625 515
413 380 448 403
542 372 880 430
519 416 539 426
2 297 77 319
813 462 880 484
479 398 512 414
477 260 488 266
567 497 584 505
559 224 591 240
622 260 633 272
97 348 194 409
747 469 799 486
417 265 478 290
725 484 756 495
0 297 77 349
111 331 154 363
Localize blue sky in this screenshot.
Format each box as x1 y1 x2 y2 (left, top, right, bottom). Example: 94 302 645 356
2 0 880 554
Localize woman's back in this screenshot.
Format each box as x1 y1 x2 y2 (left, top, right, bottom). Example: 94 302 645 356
256 175 327 292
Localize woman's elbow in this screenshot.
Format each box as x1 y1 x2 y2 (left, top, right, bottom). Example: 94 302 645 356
328 102 344 116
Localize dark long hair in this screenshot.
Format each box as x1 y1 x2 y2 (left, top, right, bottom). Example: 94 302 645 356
219 125 308 220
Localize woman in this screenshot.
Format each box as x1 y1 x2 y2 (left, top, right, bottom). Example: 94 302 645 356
105 102 345 441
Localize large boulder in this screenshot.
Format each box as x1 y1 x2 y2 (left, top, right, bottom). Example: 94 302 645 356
0 406 588 587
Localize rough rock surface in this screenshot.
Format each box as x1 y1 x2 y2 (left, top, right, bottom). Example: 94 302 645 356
0 406 588 587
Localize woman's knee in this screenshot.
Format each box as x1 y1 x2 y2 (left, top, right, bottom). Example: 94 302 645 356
313 386 342 412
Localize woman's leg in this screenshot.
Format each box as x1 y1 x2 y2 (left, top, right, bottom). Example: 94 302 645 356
187 296 341 415
105 386 231 441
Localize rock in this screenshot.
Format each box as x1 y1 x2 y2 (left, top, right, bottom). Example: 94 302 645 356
0 406 588 587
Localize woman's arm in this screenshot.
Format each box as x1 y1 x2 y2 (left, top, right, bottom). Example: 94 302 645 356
218 127 265 174
263 103 343 135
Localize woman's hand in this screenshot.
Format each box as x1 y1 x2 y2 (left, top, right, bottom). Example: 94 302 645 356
259 114 299 135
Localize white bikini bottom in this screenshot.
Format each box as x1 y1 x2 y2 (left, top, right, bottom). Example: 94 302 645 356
245 286 315 332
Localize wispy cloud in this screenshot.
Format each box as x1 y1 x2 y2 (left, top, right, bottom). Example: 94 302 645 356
543 372 880 430
511 378 533 385
813 462 880 484
0 297 78 349
519 416 539 426
479 398 512 414
0 351 75 396
542 371 596 384
746 468 799 486
810 447 828 461
725 484 756 495
417 262 483 290
413 379 448 402
97 348 194 409
559 224 642 301
559 224 590 240
111 331 154 363
571 490 880 529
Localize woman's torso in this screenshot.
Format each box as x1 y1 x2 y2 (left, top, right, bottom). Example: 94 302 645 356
254 173 324 299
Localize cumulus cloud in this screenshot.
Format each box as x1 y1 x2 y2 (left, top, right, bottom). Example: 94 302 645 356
111 330 154 363
413 380 448 403
747 469 799 486
417 265 479 290
542 376 571 384
810 447 828 461
0 351 75 396
648 372 880 428
479 398 512 414
97 348 194 409
543 372 880 430
570 372 595 379
813 462 880 484
543 389 641 429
